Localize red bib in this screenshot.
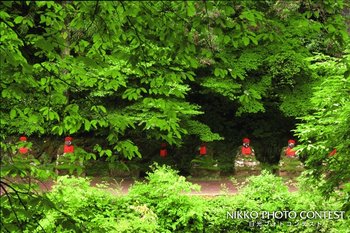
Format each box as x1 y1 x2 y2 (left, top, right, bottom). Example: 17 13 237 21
242 147 252 155
285 147 296 157
64 145 74 154
160 149 167 157
19 147 28 154
199 146 207 156
329 149 337 156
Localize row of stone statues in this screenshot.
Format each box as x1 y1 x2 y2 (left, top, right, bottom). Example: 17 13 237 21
12 136 77 174
234 138 303 175
11 135 303 176
15 136 75 157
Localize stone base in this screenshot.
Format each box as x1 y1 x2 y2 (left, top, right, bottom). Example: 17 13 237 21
109 169 140 178
190 167 221 177
234 168 261 176
278 170 303 177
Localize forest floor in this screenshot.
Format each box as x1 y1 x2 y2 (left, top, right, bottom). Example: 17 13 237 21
27 173 299 197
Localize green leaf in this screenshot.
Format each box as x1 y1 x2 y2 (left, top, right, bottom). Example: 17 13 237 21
240 11 255 22
327 24 336 33
98 105 107 113
105 149 112 157
40 107 49 116
10 109 16 119
249 36 258 45
84 119 91 131
14 16 23 24
242 36 250 46
223 35 231 44
48 111 55 120
214 68 221 77
62 31 68 39
187 2 196 17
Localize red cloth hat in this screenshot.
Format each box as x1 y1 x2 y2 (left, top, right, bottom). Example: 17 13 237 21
288 139 295 144
199 145 207 156
242 138 250 143
19 136 27 141
160 148 167 157
65 136 73 142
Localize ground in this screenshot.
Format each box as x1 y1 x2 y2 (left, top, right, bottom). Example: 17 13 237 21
13 173 299 197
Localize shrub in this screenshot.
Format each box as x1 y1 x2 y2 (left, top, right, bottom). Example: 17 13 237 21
204 171 292 232
204 171 349 232
2 164 349 232
128 163 205 232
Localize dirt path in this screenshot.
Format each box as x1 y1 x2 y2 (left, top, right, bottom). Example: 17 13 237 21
32 176 298 196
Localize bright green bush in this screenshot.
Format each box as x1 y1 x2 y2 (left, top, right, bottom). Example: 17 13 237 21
44 176 160 233
1 165 349 232
0 176 159 232
204 171 349 233
128 164 205 232
204 171 292 232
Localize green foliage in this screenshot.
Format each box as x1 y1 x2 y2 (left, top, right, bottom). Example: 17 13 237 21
0 1 218 160
1 0 350 232
1 189 55 232
0 150 54 180
294 49 350 194
341 183 350 215
1 0 348 161
205 171 349 232
205 171 291 232
192 0 348 117
183 120 224 142
55 147 95 175
1 175 160 232
128 164 205 232
239 170 291 207
42 176 146 233
1 165 350 232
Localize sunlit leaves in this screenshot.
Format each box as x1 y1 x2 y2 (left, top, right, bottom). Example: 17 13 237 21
237 89 265 115
184 120 223 142
295 50 350 193
39 107 60 121
114 140 141 159
186 2 196 17
1 0 348 161
122 88 145 101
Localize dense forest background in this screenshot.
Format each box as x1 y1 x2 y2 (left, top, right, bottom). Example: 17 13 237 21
1 0 349 178
1 0 349 184
1 1 350 232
